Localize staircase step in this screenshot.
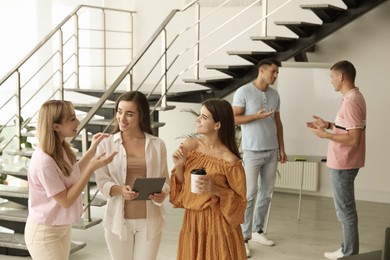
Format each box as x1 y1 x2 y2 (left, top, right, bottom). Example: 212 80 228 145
250 36 296 52
0 185 28 206
70 240 87 254
0 184 105 208
0 232 86 256
227 51 275 64
74 102 175 117
0 207 28 223
4 148 33 158
0 185 28 198
67 88 162 102
0 233 28 253
0 207 28 233
0 168 27 181
0 208 102 230
84 194 107 207
275 21 320 38
204 64 255 78
68 87 213 104
342 0 363 8
66 88 127 102
162 89 214 103
88 119 165 129
74 102 116 118
183 77 233 90
301 4 345 23
154 105 176 111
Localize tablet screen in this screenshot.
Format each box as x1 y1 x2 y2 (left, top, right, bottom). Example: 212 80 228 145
131 177 166 200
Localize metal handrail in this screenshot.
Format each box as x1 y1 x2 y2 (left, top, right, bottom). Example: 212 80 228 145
135 0 294 114
0 5 135 86
0 5 136 222
77 0 294 134
173 0 294 79
0 5 135 154
1 0 296 150
75 8 181 134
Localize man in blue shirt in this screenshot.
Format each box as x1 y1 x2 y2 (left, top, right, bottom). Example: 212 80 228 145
233 58 287 258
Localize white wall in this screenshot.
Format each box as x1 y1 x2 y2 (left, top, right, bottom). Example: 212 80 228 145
305 1 390 203
0 0 105 77
1 0 389 203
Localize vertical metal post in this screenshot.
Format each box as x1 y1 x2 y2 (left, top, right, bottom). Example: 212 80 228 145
59 29 64 99
75 14 80 89
103 10 107 89
261 0 268 36
129 13 134 90
81 128 91 222
15 71 22 150
130 13 134 61
194 1 200 78
161 29 167 109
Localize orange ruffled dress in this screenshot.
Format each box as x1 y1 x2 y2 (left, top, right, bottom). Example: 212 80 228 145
170 151 247 260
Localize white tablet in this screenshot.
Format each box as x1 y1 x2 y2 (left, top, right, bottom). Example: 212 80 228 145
131 177 166 200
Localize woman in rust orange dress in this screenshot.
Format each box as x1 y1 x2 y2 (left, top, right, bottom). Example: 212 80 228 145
170 99 247 260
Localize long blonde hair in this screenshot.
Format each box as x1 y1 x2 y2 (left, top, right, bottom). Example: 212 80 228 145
37 100 77 176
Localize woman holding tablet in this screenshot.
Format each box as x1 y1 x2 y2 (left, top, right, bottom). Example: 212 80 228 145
170 99 247 259
95 91 170 260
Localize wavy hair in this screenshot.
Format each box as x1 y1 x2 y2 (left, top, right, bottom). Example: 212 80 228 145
37 100 77 177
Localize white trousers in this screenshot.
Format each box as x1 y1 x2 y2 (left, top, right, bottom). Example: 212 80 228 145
105 219 162 260
24 218 72 260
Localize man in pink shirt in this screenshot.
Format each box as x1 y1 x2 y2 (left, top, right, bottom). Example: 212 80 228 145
307 60 366 260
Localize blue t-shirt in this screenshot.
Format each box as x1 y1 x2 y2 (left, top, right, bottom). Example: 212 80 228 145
232 82 280 151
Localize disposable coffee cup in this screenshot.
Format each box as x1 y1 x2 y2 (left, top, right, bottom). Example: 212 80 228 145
191 168 207 194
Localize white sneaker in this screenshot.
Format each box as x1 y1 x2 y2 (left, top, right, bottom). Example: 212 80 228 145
324 248 344 260
251 232 275 246
245 242 251 258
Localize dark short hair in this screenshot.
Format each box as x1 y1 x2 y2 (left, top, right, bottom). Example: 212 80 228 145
257 58 281 68
330 60 356 83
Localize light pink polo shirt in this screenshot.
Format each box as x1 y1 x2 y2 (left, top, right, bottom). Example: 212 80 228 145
27 147 83 225
327 88 366 170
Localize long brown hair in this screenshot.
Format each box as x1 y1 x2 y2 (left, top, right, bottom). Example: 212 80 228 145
37 100 77 177
112 91 153 135
202 99 241 159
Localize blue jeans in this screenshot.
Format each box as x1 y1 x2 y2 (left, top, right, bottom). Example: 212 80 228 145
241 149 278 239
330 168 359 256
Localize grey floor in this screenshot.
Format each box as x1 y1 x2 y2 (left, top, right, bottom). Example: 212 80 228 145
3 192 390 260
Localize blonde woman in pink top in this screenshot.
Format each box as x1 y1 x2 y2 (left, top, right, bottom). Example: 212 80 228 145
307 60 366 260
25 100 117 260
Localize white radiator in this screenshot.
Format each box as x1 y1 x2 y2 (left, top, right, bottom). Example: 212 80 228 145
275 161 319 191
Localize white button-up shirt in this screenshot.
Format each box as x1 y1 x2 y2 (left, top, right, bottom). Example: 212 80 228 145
95 132 170 240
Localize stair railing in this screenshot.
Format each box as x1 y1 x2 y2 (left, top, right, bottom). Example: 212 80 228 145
0 5 135 154
160 0 295 100
78 0 296 134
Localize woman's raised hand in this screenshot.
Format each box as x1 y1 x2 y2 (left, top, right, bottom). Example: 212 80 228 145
89 132 110 151
172 143 187 168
